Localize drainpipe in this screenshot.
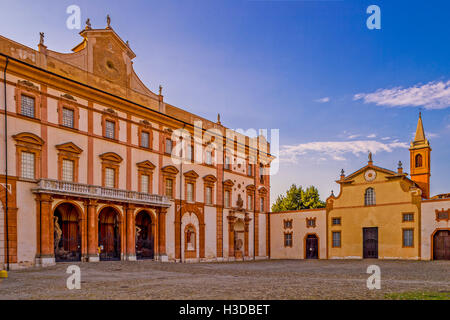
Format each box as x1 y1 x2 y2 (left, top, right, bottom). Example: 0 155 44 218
3 57 9 271
179 132 183 263
253 163 256 261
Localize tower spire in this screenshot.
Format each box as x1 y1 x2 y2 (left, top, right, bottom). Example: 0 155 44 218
412 111 428 145
409 112 431 198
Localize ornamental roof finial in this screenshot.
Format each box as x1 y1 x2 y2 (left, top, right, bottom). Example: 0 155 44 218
85 18 91 30
39 32 44 45
106 14 111 29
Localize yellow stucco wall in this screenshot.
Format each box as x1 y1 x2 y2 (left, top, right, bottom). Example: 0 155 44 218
327 165 422 260
270 209 326 259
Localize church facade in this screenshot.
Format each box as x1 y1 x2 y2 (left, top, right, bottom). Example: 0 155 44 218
0 20 272 269
270 114 449 260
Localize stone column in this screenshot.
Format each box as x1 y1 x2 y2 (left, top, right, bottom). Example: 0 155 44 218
158 207 168 261
199 222 206 258
244 215 251 257
125 205 136 261
38 194 55 266
85 199 99 262
227 216 236 258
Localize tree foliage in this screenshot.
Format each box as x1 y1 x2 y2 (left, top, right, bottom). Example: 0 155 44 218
271 184 325 212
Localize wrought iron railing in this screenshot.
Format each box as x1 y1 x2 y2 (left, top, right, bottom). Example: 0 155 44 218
32 179 171 207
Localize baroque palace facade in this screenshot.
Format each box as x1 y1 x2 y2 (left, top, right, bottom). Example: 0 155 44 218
0 21 272 269
271 114 449 261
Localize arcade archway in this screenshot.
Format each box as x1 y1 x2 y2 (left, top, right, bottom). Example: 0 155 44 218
135 210 155 260
53 202 82 262
98 207 121 261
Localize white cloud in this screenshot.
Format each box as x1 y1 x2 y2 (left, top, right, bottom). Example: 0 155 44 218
315 97 330 103
354 80 450 110
280 140 409 163
381 137 391 140
347 134 360 139
367 134 376 138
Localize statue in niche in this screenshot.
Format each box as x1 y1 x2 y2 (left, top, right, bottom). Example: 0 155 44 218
236 194 243 209
54 216 62 251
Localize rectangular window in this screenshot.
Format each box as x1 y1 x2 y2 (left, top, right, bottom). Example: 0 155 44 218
62 159 74 182
247 194 253 210
141 174 149 193
206 151 212 165
141 131 150 148
21 95 35 118
260 197 264 212
165 179 173 198
332 217 341 225
332 231 341 248
247 164 252 176
62 107 74 128
105 120 115 139
224 190 230 208
104 167 115 188
206 186 212 205
403 229 414 247
259 164 264 183
165 139 173 154
225 156 230 170
187 183 194 202
21 151 35 179
284 233 292 247
402 213 414 222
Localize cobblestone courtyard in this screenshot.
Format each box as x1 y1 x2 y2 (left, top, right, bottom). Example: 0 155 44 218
0 260 449 300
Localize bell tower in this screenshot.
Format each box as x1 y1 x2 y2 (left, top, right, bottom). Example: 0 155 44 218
409 112 431 198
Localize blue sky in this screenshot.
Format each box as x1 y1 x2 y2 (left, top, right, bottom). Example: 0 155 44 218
1 0 449 203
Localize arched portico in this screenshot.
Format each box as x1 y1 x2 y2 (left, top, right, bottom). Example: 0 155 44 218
98 206 122 261
135 210 155 259
53 202 83 262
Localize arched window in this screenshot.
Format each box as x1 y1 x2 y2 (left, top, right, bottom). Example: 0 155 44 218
364 187 375 206
415 154 423 168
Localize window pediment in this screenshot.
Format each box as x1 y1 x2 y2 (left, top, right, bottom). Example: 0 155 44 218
203 174 217 183
246 184 256 192
223 179 234 187
55 142 83 154
161 165 179 175
12 132 44 146
184 170 199 179
136 160 155 170
99 152 123 163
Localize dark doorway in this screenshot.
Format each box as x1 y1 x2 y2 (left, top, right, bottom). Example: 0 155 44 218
305 234 318 259
98 207 121 261
433 230 450 260
54 203 81 262
135 211 154 260
363 227 378 258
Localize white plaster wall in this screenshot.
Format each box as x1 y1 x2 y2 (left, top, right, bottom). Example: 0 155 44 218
204 206 216 259
181 211 199 261
16 181 37 267
47 97 58 124
258 213 267 257
421 200 450 260
0 201 4 269
166 203 175 260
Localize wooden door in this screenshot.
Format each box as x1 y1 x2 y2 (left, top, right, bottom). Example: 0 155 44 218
433 230 450 260
305 235 318 259
363 227 378 259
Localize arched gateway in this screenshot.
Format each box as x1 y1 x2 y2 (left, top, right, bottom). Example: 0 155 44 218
53 203 82 262
433 230 450 260
135 210 155 259
98 207 121 261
